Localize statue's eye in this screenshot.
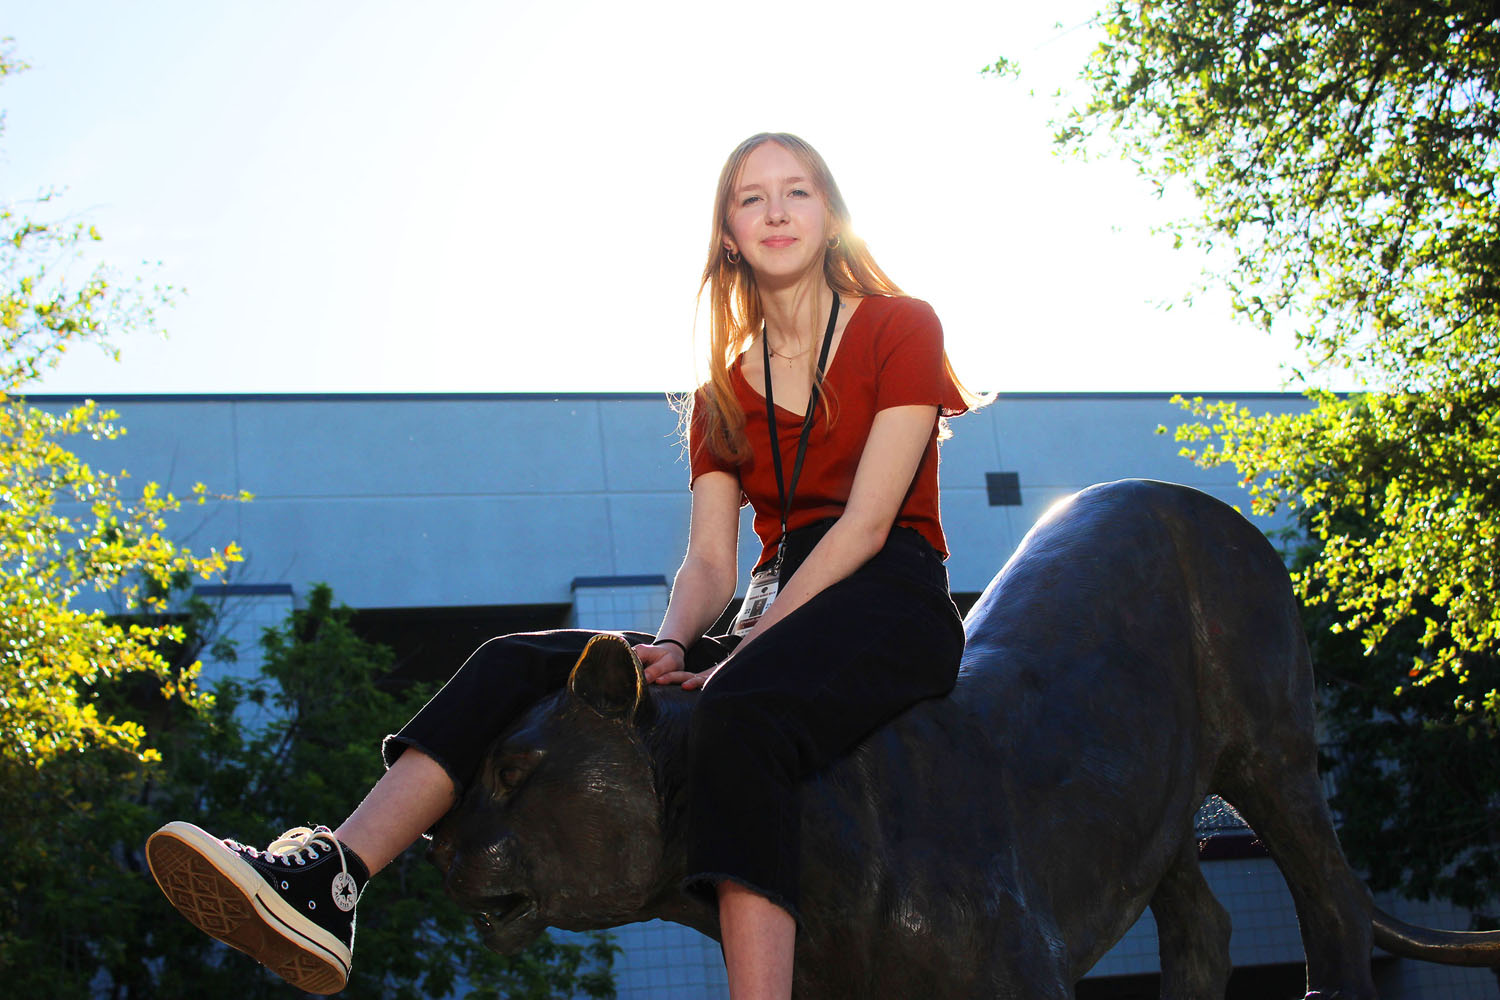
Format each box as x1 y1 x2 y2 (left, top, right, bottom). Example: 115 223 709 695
495 749 545 793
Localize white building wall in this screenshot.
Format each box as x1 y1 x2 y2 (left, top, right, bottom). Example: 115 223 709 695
42 391 1308 610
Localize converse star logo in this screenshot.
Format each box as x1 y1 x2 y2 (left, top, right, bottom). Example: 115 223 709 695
331 872 359 912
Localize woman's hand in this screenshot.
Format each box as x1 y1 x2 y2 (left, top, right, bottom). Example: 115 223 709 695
636 642 690 685
635 642 722 689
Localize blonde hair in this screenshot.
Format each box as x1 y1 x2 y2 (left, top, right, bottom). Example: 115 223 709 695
692 132 977 463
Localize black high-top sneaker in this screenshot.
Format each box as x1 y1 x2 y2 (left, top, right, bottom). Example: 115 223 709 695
146 822 370 995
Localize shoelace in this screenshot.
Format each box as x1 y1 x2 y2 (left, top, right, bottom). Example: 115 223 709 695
238 825 353 879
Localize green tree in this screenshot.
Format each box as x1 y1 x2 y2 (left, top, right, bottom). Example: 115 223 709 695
1059 2 1500 724
1294 515 1500 916
1053 2 1500 913
0 38 245 981
0 38 240 772
2 584 617 998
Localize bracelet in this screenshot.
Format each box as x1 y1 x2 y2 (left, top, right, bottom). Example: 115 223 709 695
653 638 689 655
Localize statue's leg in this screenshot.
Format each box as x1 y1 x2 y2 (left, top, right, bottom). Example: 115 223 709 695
1150 837 1231 1000
1218 755 1376 1000
973 946 1074 1000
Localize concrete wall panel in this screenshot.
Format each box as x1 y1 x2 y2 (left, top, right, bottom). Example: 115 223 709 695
233 398 608 497
41 399 241 499
235 493 614 607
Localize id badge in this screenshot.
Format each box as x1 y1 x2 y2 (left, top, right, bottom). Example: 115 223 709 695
732 561 780 636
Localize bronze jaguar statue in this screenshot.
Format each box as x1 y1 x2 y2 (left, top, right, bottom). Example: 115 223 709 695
429 479 1499 998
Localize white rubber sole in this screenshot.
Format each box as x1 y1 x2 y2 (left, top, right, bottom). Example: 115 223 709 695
145 821 352 995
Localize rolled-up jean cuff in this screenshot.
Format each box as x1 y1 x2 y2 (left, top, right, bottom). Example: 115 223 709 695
679 871 802 926
381 734 466 832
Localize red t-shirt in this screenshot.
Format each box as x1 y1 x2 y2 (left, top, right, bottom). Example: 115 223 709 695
689 295 967 568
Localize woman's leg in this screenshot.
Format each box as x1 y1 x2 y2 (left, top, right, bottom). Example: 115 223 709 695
684 572 961 921
335 746 456 874
684 533 964 994
146 628 645 993
720 881 796 1000
383 629 644 793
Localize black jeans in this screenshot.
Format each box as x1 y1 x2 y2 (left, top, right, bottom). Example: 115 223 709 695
381 628 730 792
383 522 964 917
681 523 964 918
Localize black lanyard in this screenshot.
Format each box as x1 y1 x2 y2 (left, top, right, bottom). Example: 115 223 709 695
761 290 840 562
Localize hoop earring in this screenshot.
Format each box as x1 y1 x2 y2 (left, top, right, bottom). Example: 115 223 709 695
725 247 741 264
826 234 841 251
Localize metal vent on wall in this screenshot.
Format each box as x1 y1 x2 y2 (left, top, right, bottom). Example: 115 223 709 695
986 472 1021 506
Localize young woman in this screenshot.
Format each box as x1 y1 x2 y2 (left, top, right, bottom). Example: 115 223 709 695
147 132 976 1000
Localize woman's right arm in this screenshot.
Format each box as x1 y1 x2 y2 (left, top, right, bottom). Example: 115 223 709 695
637 468 742 684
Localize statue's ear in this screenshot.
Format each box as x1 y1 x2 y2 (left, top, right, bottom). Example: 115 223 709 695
568 633 647 723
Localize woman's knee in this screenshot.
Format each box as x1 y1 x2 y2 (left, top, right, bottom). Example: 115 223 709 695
469 631 550 661
460 630 591 677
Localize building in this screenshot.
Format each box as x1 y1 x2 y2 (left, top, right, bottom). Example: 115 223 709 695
36 390 1493 999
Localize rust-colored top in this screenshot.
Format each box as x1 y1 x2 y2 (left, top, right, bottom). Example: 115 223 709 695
690 295 967 568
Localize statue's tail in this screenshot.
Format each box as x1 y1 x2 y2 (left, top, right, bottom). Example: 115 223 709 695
1373 907 1500 967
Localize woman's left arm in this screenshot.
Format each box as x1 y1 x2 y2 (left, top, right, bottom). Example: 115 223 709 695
681 403 938 688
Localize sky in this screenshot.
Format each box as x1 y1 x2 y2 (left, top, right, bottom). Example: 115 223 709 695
2 1 1308 395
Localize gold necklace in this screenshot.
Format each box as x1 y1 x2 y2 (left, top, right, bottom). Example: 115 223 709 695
765 298 838 359
765 334 814 360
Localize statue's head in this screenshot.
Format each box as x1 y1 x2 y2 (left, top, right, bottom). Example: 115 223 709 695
428 636 673 952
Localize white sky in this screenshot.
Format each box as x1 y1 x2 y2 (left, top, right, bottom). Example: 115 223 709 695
2 0 1307 395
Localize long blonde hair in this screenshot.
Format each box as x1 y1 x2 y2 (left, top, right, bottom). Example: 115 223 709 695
693 132 976 463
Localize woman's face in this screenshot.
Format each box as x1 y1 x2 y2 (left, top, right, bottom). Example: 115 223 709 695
723 141 832 283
